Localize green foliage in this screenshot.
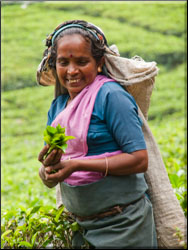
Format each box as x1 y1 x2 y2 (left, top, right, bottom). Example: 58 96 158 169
1 86 56 213
148 63 185 121
1 204 89 249
173 227 187 249
1 1 187 248
43 124 75 157
1 1 186 91
149 117 187 217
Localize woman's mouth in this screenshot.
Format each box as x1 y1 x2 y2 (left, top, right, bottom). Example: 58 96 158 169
67 79 80 84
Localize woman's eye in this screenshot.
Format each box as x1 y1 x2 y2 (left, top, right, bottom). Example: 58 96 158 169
57 60 68 66
60 61 68 66
78 60 88 66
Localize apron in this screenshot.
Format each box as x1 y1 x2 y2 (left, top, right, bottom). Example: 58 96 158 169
61 175 157 248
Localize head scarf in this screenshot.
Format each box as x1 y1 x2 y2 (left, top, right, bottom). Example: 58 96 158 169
36 20 115 85
36 19 158 119
47 20 108 48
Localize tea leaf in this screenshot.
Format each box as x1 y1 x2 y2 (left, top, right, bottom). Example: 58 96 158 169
1 230 12 238
60 144 68 152
43 135 51 145
30 206 41 215
46 126 57 136
71 222 80 232
18 241 33 248
31 232 38 247
56 124 65 133
43 124 75 159
55 206 65 223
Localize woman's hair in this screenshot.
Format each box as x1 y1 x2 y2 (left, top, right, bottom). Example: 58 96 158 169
47 20 107 69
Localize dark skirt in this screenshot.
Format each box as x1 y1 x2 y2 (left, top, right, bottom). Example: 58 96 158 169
60 175 157 248
72 195 158 249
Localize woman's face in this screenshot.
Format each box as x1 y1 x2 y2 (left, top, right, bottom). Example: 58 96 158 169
56 34 100 99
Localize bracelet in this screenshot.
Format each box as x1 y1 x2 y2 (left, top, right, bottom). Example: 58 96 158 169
104 157 109 177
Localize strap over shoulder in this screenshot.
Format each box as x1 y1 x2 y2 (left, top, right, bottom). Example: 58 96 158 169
104 45 159 120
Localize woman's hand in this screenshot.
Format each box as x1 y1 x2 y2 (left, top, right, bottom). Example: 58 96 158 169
43 149 148 183
38 144 63 166
44 160 76 183
38 145 63 187
39 164 58 188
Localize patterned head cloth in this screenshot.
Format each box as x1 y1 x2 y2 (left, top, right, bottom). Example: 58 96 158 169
46 20 107 48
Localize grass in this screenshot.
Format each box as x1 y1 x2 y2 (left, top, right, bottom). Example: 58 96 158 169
148 63 186 120
1 1 186 90
1 86 56 212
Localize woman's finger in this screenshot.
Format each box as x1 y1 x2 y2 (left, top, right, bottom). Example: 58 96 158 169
43 148 58 166
44 149 63 166
45 171 60 181
45 166 54 174
38 145 50 162
45 162 62 173
55 149 63 163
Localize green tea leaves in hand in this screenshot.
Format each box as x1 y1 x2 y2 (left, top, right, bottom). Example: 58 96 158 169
43 124 75 158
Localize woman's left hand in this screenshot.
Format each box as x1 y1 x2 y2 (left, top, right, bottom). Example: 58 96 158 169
44 160 76 182
38 145 63 166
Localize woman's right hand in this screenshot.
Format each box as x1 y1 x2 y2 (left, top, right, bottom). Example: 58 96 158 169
38 145 62 187
38 144 63 166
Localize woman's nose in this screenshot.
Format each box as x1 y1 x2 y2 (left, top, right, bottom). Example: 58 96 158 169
67 64 79 75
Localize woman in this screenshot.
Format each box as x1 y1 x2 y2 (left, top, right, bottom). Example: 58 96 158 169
38 20 158 248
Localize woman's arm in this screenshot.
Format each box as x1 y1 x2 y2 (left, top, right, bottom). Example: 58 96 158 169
76 149 148 175
44 149 148 183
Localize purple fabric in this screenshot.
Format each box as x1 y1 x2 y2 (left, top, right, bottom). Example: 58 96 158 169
51 75 122 185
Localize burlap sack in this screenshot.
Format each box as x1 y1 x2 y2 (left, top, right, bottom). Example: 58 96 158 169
104 45 186 248
104 45 157 120
139 108 187 248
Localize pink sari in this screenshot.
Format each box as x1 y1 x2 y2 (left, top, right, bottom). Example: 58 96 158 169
51 75 122 185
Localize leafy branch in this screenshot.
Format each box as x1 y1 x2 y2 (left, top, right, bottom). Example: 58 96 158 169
1 205 91 249
43 124 75 159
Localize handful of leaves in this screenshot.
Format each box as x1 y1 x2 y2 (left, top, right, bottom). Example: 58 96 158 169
43 124 75 159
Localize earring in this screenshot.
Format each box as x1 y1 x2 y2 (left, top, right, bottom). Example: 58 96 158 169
98 66 102 73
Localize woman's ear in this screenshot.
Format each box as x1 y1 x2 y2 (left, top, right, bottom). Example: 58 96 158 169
99 56 105 68
97 57 105 73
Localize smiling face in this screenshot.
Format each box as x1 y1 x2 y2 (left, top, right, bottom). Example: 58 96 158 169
56 34 102 99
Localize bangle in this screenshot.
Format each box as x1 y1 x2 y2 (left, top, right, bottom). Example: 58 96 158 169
104 157 109 177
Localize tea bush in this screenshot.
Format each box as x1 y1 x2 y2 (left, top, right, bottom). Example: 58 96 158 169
1 204 90 249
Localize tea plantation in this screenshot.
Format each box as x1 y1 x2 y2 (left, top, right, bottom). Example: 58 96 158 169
1 1 187 248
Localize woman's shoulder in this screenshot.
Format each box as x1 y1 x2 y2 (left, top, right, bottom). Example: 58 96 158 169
99 80 137 105
48 94 69 123
50 93 69 110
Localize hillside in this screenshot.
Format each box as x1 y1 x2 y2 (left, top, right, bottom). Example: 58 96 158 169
1 0 187 217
